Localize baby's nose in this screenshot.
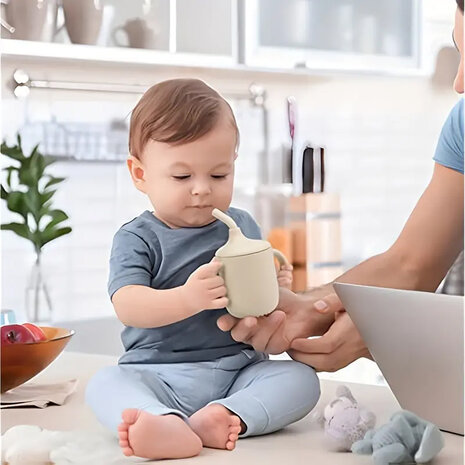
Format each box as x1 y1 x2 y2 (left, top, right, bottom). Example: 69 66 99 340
191 181 212 195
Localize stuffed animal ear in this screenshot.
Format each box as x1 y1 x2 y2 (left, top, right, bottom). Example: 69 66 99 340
336 385 357 404
414 423 445 463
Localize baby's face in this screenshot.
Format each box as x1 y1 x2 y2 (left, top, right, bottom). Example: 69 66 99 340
138 115 237 228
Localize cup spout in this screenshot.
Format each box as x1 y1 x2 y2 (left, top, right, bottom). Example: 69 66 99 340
212 208 238 230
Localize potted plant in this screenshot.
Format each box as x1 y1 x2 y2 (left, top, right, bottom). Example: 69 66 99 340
1 135 72 322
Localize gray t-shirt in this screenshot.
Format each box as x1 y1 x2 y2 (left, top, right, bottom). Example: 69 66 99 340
108 207 261 364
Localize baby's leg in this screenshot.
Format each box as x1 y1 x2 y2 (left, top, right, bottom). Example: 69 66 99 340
85 365 201 459
216 359 320 437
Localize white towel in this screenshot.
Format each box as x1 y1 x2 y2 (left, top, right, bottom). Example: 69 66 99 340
1 379 78 409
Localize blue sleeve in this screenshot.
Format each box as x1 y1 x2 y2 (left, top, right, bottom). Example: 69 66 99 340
107 228 156 299
433 100 464 174
234 210 262 240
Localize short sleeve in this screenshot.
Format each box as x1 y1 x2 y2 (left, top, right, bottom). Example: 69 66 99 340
235 210 262 240
108 228 156 299
433 100 464 174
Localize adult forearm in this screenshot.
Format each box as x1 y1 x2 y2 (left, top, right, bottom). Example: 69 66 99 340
112 285 196 328
334 249 428 290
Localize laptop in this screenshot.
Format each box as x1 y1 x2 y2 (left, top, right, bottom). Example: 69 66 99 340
333 283 464 435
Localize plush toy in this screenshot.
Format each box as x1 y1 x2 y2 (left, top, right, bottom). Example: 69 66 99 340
351 410 445 465
319 385 377 452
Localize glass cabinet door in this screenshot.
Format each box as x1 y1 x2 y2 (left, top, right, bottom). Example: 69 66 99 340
176 0 236 59
242 0 421 72
84 0 237 63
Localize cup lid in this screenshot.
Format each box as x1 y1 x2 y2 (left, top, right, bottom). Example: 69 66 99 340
215 227 270 257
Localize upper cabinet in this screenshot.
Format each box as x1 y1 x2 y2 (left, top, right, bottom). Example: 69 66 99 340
2 0 238 68
96 0 238 66
240 0 422 73
175 0 237 61
3 0 444 77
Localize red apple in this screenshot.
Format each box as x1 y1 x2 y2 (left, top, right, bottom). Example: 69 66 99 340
1 324 35 345
22 323 47 342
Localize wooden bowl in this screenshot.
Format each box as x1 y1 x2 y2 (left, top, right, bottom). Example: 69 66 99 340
1 326 74 393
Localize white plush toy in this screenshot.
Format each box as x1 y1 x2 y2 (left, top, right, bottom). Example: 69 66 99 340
320 385 377 452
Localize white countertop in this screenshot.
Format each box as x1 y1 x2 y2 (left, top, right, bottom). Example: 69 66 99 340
2 352 463 465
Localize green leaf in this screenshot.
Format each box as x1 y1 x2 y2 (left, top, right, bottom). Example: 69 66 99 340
16 134 22 149
44 176 65 190
42 209 69 231
1 184 8 200
40 226 72 248
43 155 56 168
5 166 17 187
30 144 39 158
39 189 56 207
24 188 41 221
1 222 32 241
39 200 53 217
1 143 23 162
6 191 28 218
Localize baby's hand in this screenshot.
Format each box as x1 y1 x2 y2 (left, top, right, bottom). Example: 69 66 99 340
182 260 228 312
277 264 293 290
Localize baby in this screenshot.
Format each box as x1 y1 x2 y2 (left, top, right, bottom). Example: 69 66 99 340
85 78 320 460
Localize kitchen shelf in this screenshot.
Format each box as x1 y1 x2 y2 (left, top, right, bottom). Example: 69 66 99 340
1 39 428 78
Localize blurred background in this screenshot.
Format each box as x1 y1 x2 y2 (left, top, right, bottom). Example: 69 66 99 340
0 0 460 384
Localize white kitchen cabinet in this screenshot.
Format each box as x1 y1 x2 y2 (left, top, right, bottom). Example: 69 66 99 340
87 0 238 66
3 0 238 68
241 0 422 73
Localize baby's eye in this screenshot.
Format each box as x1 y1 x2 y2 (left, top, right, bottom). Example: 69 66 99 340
172 175 190 180
211 175 227 179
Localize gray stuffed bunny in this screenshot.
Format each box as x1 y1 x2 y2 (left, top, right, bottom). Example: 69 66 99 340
351 410 444 465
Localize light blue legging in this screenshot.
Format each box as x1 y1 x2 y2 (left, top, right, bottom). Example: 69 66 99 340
85 349 320 438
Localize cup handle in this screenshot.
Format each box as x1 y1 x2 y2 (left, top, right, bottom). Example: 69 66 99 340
112 25 127 47
272 249 289 267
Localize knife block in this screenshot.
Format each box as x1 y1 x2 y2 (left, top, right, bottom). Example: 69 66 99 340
287 193 342 291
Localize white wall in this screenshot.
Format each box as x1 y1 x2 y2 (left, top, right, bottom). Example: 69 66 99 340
1 57 458 323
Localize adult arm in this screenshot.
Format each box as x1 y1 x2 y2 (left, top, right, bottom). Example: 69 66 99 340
289 163 464 370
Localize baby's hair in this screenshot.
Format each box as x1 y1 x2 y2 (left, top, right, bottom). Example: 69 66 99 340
129 78 239 159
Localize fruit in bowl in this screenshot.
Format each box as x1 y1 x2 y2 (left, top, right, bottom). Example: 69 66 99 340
1 324 74 393
1 323 46 345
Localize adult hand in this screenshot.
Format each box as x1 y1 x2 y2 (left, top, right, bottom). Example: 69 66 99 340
217 285 339 354
288 296 372 372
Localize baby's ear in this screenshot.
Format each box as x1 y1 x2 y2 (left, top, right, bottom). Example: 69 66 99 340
127 155 147 193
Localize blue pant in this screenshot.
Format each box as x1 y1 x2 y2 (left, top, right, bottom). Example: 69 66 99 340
85 350 320 437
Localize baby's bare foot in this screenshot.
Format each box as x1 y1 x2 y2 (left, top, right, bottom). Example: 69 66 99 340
117 409 202 459
189 404 242 451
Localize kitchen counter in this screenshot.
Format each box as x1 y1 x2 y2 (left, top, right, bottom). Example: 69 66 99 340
2 352 463 464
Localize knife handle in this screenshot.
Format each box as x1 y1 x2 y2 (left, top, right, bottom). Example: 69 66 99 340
302 146 314 194
320 147 325 193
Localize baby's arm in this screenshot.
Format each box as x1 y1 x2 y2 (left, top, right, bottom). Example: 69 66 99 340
112 260 227 328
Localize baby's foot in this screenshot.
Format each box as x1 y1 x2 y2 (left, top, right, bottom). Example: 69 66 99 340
117 409 202 459
189 403 242 450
